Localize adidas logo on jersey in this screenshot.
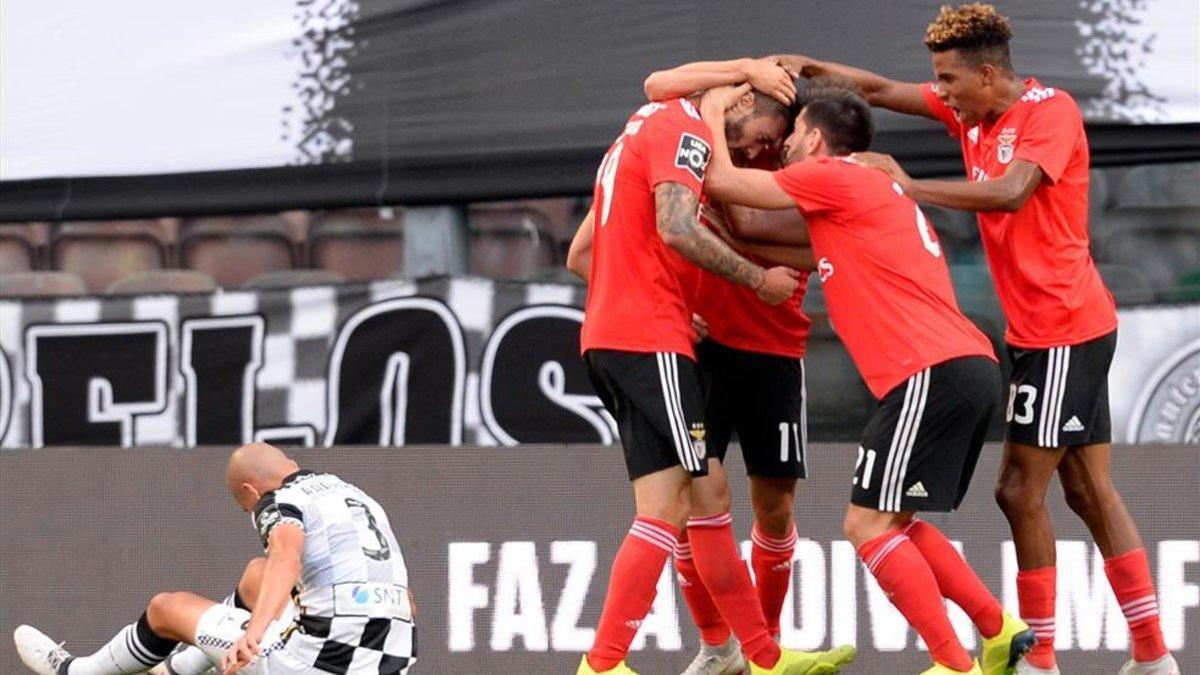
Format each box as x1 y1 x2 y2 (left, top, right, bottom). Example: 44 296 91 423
1062 416 1085 432
906 481 929 498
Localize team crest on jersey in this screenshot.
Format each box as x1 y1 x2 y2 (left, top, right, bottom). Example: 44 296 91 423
818 257 834 282
675 133 711 181
997 127 1017 165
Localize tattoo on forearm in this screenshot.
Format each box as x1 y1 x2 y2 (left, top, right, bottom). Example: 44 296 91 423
655 182 764 289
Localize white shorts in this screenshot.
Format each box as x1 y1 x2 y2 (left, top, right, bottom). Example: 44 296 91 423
193 603 307 675
192 601 415 675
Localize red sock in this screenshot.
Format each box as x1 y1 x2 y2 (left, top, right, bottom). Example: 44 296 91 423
903 520 1003 638
751 523 797 638
674 535 731 646
859 530 973 672
1105 548 1168 663
688 513 780 668
1017 567 1057 669
587 516 678 672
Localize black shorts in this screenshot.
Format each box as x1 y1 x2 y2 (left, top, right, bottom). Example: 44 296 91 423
852 356 1000 513
584 349 709 481
697 339 807 479
1005 330 1115 448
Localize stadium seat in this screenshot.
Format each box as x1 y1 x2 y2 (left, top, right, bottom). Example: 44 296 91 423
467 206 557 279
181 215 300 288
803 313 876 441
0 223 50 273
241 269 346 289
106 270 219 295
51 220 172 293
0 271 87 297
310 211 405 281
1097 263 1156 305
1114 163 1200 209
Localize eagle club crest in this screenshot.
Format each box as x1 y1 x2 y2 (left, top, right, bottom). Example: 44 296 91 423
997 127 1017 165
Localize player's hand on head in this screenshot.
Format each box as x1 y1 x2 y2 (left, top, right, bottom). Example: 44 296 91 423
755 266 802 305
700 83 752 119
746 58 796 105
764 54 811 80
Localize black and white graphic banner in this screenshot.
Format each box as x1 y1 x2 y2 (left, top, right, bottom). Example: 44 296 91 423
0 278 1196 448
1 0 1197 217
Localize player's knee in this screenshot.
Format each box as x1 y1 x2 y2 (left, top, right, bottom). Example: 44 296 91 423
842 509 872 547
752 499 794 536
146 592 181 629
237 557 267 608
994 473 1044 518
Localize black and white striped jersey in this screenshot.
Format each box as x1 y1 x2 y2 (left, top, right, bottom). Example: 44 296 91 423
253 471 415 674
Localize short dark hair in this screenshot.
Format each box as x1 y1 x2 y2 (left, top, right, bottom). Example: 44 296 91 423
924 3 1014 70
751 87 802 134
798 85 874 155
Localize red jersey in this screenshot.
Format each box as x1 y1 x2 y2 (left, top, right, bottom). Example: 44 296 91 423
692 244 810 358
921 79 1117 349
774 157 995 399
580 99 714 358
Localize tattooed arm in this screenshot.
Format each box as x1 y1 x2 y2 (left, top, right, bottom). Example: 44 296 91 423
655 181 799 304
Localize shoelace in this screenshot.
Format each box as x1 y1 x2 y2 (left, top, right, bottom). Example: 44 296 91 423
47 641 70 668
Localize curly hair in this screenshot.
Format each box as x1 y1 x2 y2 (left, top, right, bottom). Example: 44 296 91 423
924 3 1013 69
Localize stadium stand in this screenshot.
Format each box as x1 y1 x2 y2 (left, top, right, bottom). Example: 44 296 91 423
181 215 300 287
242 269 346 289
51 220 173 293
0 222 48 273
106 269 219 295
467 205 558 280
1 164 1193 299
0 271 87 297
309 211 406 281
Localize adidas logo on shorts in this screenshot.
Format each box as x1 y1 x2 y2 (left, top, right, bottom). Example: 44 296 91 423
905 481 929 498
1062 416 1085 432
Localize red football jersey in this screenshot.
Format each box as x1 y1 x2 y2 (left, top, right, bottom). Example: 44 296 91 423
692 243 810 358
774 157 996 399
921 79 1117 349
580 99 714 358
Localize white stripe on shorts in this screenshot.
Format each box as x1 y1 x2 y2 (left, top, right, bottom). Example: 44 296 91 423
656 352 700 472
879 368 929 512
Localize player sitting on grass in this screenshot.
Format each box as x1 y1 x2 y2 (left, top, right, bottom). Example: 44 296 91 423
698 80 1035 675
15 443 415 675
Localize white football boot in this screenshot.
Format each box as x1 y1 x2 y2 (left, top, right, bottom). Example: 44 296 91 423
1013 657 1060 675
1118 655 1181 675
13 625 73 675
681 636 746 675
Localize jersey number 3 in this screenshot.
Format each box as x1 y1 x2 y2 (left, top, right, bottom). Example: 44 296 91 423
345 498 392 561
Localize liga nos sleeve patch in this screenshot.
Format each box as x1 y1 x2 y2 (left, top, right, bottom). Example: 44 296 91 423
675 132 711 181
